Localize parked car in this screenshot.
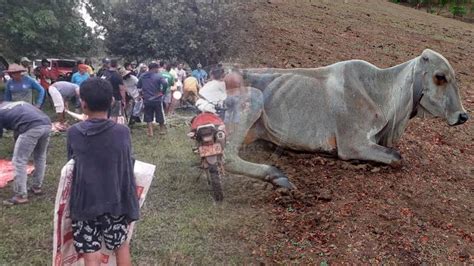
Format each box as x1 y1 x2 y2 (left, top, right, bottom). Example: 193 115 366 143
33 59 77 82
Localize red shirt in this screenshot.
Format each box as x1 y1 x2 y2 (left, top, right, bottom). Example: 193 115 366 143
38 67 59 90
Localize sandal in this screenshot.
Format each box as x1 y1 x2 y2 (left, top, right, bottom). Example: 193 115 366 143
29 186 43 195
3 196 29 206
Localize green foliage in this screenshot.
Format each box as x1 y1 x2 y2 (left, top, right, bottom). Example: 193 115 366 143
390 0 473 17
450 4 468 16
0 0 96 59
85 0 246 66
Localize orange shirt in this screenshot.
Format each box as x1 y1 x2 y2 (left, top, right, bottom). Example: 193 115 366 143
183 76 199 94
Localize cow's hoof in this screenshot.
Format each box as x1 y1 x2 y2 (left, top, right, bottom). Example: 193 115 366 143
390 160 403 169
268 175 296 190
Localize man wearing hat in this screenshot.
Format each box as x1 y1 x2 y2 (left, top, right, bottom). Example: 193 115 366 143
20 57 33 77
3 64 45 107
120 68 139 101
71 64 90 86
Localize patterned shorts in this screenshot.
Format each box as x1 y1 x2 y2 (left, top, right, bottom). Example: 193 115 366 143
72 214 130 253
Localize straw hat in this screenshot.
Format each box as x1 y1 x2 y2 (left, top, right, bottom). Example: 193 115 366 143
4 64 27 73
20 57 31 63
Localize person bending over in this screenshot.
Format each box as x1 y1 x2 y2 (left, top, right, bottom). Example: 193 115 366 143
48 81 80 123
0 101 51 205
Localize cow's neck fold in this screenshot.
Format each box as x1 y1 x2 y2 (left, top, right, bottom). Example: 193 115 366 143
410 61 424 119
374 59 418 146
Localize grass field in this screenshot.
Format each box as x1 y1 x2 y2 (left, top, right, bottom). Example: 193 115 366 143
0 111 272 264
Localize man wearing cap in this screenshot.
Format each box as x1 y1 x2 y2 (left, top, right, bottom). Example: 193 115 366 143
102 59 126 122
3 64 45 107
20 57 33 77
0 101 52 205
192 63 208 87
97 58 111 78
137 62 168 137
71 64 90 86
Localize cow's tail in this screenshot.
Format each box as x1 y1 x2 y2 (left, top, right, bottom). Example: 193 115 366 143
242 69 282 92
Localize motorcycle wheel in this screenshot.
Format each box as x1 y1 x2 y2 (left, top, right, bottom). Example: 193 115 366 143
208 164 224 202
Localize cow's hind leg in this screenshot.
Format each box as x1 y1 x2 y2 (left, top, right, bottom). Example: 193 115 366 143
225 88 295 189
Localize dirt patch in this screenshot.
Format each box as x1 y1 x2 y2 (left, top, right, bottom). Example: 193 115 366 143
233 0 473 263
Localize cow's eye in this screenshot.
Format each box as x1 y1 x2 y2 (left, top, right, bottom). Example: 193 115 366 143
434 73 447 85
435 74 446 81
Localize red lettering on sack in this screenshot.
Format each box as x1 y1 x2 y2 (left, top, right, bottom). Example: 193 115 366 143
63 231 73 243
136 186 144 198
63 254 78 264
60 173 73 201
54 254 61 266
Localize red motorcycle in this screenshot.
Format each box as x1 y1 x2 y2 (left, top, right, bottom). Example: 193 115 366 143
188 108 226 202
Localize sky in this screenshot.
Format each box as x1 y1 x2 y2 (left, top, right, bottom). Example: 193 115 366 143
79 3 97 30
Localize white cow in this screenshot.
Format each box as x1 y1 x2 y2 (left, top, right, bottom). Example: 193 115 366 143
223 49 468 188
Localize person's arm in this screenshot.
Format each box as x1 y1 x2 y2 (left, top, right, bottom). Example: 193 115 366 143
29 77 46 107
120 84 126 104
4 81 12 101
161 77 168 95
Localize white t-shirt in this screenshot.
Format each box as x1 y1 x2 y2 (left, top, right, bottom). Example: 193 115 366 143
199 80 227 106
177 69 186 83
123 75 139 99
170 68 179 80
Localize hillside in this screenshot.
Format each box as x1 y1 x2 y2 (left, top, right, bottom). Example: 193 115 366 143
230 0 473 263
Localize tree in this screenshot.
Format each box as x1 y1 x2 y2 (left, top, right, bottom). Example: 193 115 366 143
0 0 96 60
84 0 246 66
449 0 469 17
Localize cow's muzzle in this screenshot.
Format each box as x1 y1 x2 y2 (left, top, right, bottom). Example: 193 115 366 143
452 112 469 126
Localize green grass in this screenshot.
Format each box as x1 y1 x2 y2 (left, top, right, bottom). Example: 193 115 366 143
0 111 272 264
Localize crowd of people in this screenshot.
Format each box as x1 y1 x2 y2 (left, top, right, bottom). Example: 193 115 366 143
0 56 245 265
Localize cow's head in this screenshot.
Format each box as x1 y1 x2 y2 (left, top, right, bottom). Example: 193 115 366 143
416 49 468 126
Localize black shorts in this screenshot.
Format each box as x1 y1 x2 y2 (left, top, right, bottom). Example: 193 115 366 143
72 214 130 253
144 99 165 124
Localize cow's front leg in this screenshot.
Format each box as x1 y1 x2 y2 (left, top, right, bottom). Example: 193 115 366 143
338 142 402 165
224 88 295 189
